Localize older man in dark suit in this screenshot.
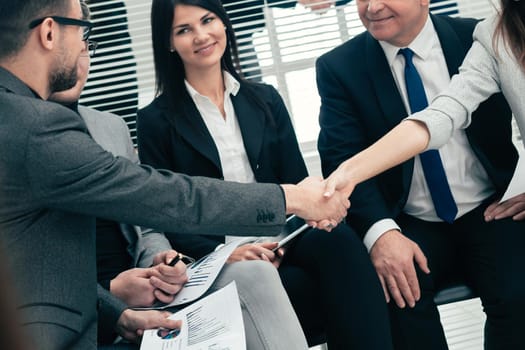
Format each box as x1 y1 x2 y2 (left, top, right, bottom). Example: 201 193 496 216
317 0 525 349
0 0 349 348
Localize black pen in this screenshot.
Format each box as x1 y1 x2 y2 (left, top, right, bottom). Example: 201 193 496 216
168 253 181 267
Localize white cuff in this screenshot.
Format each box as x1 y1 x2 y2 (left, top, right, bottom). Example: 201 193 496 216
405 96 470 150
363 219 401 252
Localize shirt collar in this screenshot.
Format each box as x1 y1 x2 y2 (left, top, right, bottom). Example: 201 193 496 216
223 71 240 96
184 71 240 100
379 14 437 66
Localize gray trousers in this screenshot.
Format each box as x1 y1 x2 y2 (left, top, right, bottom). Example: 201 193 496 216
210 261 309 350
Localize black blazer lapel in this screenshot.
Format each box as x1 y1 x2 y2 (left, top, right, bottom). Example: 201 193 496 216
171 95 222 171
231 89 265 172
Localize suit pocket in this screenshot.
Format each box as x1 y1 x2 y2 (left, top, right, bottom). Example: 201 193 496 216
20 303 83 334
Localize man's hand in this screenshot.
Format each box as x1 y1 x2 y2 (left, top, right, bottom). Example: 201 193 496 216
115 309 181 343
370 230 430 308
227 242 284 268
282 176 350 230
110 259 188 307
149 250 189 304
151 249 180 267
111 268 161 307
484 193 525 221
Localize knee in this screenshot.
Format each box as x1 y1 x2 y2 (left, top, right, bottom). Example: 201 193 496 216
226 260 282 292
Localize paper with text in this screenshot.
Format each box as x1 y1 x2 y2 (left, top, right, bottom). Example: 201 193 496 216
140 282 245 350
154 237 253 309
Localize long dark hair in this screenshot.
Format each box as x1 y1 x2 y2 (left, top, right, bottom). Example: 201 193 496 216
151 0 242 100
495 0 525 69
150 0 276 127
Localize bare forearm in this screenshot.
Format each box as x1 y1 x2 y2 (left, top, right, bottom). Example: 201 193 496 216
340 120 429 188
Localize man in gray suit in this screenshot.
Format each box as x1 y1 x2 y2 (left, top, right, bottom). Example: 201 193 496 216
0 0 348 348
49 46 312 349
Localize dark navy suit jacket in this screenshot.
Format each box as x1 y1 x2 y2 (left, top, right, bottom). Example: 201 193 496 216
317 15 518 238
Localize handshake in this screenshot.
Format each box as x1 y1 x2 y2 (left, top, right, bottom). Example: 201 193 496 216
281 176 352 231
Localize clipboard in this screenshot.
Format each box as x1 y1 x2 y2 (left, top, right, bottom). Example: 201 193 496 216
272 215 309 251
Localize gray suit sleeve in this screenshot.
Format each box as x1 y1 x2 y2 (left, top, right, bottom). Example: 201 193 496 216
135 227 173 267
97 284 127 342
25 104 286 237
81 106 174 267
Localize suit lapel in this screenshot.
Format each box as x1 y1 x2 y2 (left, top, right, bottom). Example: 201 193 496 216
170 95 222 171
365 33 408 129
231 89 265 172
432 15 483 156
432 15 466 77
365 32 415 196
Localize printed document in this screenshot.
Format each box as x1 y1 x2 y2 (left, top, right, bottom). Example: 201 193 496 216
154 237 253 308
140 282 245 350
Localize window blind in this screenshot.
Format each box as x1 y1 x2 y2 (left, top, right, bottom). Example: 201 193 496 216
81 0 499 149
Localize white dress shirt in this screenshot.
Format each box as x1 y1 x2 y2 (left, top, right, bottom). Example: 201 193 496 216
363 16 495 251
186 72 257 247
185 72 256 184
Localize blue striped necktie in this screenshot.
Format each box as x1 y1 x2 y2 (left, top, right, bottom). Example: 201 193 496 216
399 48 458 223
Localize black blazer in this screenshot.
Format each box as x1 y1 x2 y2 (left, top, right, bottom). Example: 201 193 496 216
317 15 518 238
138 82 308 258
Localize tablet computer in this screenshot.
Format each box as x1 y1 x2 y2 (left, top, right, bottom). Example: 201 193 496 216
273 215 309 251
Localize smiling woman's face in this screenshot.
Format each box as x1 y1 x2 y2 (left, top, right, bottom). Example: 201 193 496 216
170 4 227 73
357 0 429 47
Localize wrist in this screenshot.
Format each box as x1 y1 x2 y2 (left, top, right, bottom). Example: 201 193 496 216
109 278 123 301
280 184 301 215
100 279 111 291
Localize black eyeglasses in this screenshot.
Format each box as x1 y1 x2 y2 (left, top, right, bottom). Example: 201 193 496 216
81 40 98 57
29 16 93 41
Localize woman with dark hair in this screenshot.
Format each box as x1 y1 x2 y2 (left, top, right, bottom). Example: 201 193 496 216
137 0 393 349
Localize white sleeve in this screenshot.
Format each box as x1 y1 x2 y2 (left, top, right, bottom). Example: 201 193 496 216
407 17 501 150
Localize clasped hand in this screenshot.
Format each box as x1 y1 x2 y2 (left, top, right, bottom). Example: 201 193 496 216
111 250 188 307
285 176 350 231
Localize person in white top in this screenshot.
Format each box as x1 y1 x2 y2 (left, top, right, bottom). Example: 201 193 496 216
318 0 525 349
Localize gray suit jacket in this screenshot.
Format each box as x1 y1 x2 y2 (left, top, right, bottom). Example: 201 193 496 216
78 105 174 341
0 67 286 349
79 105 171 268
